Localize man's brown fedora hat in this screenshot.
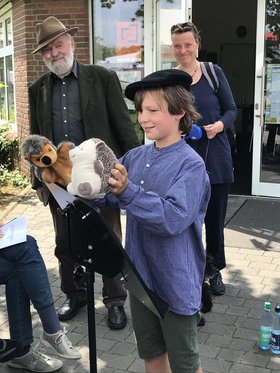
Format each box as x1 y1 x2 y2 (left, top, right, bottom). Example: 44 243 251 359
32 16 79 54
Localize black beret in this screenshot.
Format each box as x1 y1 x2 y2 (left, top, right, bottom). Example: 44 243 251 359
125 69 192 101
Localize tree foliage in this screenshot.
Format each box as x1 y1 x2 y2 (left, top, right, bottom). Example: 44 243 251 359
100 0 174 12
94 35 116 61
266 0 280 34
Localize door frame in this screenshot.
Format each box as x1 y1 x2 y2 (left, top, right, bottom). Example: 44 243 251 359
146 0 191 73
146 0 280 196
144 0 190 144
252 0 280 197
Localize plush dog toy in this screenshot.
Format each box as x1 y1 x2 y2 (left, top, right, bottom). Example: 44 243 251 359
67 138 118 199
21 134 73 186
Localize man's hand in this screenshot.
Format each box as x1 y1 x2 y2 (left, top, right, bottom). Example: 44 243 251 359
36 187 44 203
203 121 224 139
108 163 128 195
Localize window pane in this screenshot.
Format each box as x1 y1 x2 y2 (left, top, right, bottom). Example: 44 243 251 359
93 0 144 143
159 0 185 69
5 17 11 46
0 22 3 48
6 55 14 122
0 57 6 121
93 0 144 80
0 12 14 125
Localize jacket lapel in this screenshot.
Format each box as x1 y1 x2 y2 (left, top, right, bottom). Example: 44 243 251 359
77 62 94 118
40 73 53 139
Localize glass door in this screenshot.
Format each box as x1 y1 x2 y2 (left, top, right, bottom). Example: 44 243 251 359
92 0 144 91
155 0 191 71
92 0 144 143
142 0 188 144
252 0 280 197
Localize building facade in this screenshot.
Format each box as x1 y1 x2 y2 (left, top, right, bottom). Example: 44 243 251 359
2 0 280 197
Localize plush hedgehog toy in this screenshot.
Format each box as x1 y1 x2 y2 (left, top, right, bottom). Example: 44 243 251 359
67 138 118 199
21 134 74 186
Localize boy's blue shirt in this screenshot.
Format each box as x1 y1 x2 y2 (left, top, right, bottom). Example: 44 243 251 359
103 139 210 315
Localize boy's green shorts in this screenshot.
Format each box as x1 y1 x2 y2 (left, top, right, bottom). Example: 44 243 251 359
130 294 201 373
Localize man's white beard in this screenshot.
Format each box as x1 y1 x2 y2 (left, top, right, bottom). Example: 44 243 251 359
44 52 74 77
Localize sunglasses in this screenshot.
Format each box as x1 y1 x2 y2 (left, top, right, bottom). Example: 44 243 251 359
170 22 196 33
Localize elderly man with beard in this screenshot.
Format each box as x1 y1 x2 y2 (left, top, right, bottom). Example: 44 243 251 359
28 16 140 327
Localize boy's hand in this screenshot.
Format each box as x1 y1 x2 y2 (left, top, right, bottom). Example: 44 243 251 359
108 163 128 195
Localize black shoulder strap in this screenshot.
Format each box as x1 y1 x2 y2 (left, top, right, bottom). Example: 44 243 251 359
200 62 219 92
201 63 236 144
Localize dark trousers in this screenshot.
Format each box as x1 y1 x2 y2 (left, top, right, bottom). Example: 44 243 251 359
205 183 229 271
48 194 127 307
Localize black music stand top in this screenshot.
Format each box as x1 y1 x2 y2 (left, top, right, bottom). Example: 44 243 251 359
63 198 169 319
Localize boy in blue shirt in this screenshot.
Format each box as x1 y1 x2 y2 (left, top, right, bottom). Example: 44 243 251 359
107 69 210 373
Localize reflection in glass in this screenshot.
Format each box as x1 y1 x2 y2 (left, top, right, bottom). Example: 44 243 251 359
93 0 144 74
159 0 184 70
261 1 280 183
0 22 3 49
0 57 5 121
0 55 15 122
6 55 14 122
93 0 144 143
5 18 11 46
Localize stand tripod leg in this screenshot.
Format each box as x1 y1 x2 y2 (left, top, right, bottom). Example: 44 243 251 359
85 269 97 373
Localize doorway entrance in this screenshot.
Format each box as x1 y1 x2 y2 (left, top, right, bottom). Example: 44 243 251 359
153 0 258 196
191 0 258 195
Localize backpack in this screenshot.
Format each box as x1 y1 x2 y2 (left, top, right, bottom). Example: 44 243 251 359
200 61 236 151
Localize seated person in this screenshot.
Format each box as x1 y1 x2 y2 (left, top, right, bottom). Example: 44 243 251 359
0 223 81 372
0 338 18 363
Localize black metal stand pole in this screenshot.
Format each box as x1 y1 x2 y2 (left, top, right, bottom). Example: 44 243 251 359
85 268 97 373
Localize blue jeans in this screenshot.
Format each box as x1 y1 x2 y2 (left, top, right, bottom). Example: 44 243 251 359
0 235 54 349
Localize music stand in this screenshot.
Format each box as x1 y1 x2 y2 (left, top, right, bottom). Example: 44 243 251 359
60 197 169 373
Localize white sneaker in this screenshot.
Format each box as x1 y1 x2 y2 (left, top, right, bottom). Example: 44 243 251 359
7 349 63 372
40 327 81 360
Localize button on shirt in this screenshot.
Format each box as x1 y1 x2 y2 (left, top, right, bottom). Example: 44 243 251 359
52 61 85 146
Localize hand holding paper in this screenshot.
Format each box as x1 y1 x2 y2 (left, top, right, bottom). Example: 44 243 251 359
0 216 27 249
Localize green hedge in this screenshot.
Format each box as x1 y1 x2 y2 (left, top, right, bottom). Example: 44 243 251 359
0 123 28 188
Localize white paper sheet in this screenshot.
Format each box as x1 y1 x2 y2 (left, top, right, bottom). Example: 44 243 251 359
0 216 27 249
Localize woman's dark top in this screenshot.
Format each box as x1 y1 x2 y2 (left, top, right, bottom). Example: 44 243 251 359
186 64 237 184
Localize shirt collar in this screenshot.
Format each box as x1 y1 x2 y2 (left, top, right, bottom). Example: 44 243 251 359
72 60 78 78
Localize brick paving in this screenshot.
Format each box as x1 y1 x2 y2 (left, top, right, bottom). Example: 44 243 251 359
0 188 280 372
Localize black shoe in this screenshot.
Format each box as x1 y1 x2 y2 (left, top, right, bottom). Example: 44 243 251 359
107 306 127 330
57 297 87 321
209 271 225 296
0 339 18 363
